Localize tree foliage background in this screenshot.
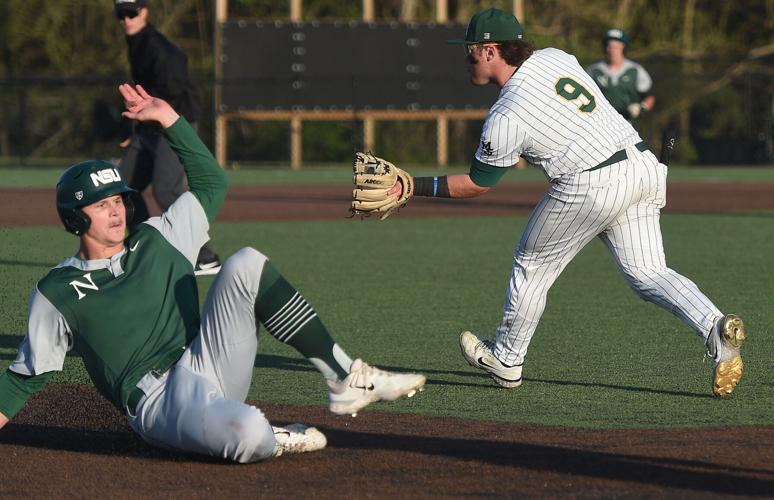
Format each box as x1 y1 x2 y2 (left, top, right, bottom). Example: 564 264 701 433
0 0 772 165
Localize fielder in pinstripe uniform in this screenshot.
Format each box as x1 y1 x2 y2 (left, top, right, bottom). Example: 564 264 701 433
396 8 746 397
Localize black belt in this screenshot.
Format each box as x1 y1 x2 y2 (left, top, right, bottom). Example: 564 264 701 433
126 347 184 415
586 141 648 172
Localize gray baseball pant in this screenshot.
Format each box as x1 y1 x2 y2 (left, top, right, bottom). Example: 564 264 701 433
127 248 276 463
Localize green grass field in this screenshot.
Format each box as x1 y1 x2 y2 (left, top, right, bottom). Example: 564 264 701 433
2 164 774 188
1 213 771 429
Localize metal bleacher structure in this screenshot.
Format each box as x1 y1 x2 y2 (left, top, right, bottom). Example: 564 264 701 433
213 0 525 168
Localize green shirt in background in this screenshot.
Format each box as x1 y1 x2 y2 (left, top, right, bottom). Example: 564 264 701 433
586 59 652 120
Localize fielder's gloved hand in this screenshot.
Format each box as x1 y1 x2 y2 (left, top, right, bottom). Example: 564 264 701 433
627 102 644 119
350 152 414 220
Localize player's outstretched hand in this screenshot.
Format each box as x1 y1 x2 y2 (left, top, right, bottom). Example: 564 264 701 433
119 83 179 129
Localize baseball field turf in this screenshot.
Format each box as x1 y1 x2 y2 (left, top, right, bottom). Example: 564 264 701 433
1 168 773 496
1 211 772 427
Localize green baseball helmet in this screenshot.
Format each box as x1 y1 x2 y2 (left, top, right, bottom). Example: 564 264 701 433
56 160 135 235
603 28 629 48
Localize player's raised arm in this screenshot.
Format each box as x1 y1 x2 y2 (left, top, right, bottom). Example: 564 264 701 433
119 84 228 222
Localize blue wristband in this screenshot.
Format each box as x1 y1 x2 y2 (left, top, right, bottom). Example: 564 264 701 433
432 177 438 197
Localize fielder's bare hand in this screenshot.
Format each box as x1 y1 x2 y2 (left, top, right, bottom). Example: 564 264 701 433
388 178 405 198
119 83 179 128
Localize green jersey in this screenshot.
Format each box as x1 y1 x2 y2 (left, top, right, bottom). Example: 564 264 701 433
0 118 228 417
586 59 652 119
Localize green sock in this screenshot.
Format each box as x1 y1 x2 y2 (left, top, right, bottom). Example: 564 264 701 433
255 260 352 381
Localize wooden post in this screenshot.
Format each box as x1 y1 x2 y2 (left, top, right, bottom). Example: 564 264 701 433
436 0 448 22
363 0 374 22
401 0 417 21
216 0 227 22
514 0 524 21
437 115 448 168
363 116 375 152
291 117 303 170
214 0 228 167
290 0 302 21
215 116 227 168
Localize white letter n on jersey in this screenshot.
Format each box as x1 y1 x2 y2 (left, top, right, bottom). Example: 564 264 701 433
70 273 99 300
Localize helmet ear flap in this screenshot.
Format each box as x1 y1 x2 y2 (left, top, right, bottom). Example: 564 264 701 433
59 208 91 235
122 193 136 226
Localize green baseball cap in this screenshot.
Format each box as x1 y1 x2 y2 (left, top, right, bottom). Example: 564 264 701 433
448 8 524 45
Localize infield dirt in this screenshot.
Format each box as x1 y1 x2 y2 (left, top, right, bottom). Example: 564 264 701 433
2 181 774 227
3 384 774 498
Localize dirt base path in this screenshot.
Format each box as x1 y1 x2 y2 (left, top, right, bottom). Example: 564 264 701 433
2 384 773 499
2 181 774 227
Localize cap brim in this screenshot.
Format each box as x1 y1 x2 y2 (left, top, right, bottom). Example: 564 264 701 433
446 39 469 45
115 5 141 14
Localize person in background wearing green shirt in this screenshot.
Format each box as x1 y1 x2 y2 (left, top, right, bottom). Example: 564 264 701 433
587 28 655 121
0 84 426 463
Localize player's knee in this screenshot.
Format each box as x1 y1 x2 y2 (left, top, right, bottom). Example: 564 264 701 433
226 247 267 268
623 268 661 298
220 247 268 287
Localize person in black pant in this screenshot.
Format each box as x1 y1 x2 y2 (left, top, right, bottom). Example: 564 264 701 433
114 0 221 275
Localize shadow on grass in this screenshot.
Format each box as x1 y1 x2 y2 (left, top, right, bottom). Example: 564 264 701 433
253 354 711 398
254 353 316 371
523 376 713 399
426 374 711 398
0 334 83 361
0 334 23 350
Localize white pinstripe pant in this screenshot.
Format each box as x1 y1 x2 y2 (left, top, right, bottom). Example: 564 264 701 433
493 146 722 366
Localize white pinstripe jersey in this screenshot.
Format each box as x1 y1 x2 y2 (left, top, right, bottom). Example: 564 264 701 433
474 48 643 180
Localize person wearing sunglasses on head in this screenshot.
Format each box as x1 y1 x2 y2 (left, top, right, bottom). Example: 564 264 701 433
114 0 222 276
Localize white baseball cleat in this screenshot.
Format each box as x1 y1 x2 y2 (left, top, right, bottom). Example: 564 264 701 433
194 258 222 276
327 359 426 417
272 423 327 456
705 314 746 398
459 331 522 388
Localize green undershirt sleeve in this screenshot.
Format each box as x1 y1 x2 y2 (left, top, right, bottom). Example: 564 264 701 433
0 369 55 419
469 158 511 187
163 117 229 223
